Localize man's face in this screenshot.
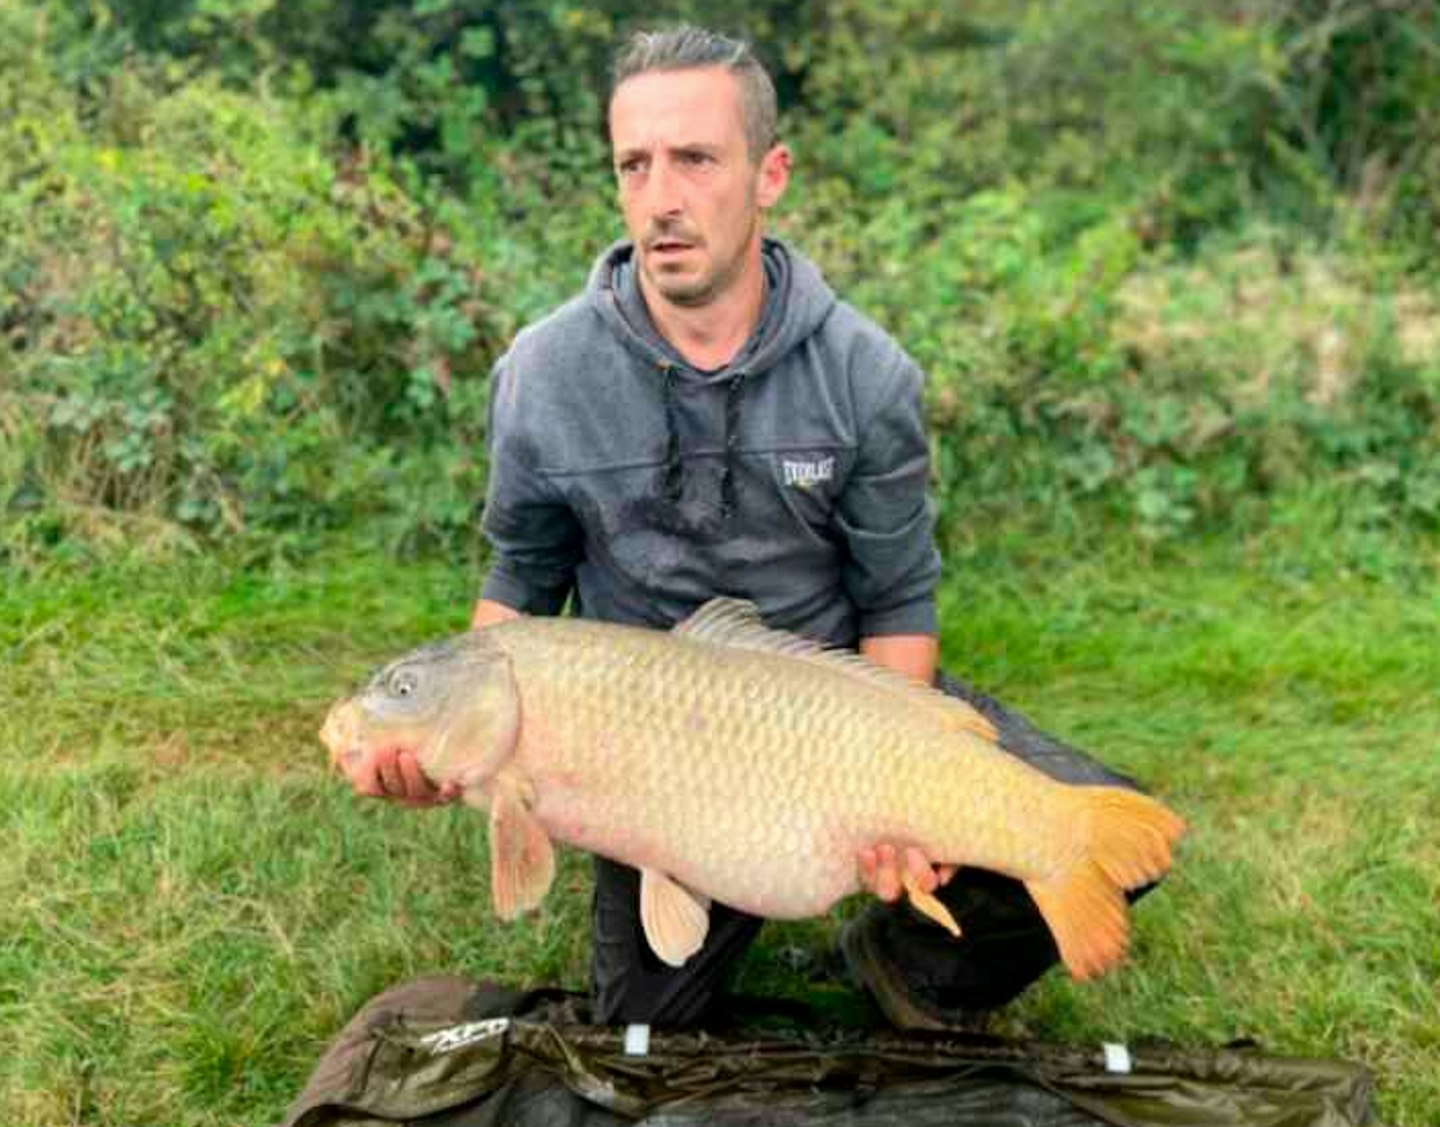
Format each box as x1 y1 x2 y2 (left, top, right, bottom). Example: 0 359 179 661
609 66 788 308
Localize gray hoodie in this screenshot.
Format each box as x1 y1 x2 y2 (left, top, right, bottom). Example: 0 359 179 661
480 237 940 646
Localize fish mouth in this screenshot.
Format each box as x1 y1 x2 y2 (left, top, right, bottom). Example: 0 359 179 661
319 700 435 772
319 700 362 769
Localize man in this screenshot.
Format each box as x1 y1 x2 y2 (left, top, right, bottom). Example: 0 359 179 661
344 25 1151 1029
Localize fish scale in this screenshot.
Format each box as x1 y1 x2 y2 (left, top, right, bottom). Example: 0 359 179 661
321 599 1185 980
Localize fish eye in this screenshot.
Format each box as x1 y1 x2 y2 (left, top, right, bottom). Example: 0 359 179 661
389 669 419 699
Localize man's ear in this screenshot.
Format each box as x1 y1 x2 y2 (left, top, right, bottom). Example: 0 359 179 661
756 143 792 210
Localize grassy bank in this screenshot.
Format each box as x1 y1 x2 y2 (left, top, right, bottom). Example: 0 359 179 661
3 530 1437 1125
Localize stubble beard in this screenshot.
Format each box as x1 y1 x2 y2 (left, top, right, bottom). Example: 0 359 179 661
648 248 736 308
644 205 760 309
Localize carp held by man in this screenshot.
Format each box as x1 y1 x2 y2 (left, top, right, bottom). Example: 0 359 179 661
320 599 1185 980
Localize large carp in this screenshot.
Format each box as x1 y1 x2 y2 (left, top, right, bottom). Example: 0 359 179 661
321 599 1185 981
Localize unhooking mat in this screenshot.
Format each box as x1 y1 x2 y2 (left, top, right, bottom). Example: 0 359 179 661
279 976 1382 1127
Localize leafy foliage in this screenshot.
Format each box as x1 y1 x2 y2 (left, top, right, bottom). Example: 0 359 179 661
1 18 497 558
2 0 1437 559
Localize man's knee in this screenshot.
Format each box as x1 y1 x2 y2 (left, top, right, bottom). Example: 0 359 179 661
589 856 763 1026
936 670 1146 790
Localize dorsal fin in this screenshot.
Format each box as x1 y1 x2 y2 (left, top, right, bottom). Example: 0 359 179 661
673 599 998 742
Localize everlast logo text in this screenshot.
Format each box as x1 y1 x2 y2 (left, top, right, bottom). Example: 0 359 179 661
782 457 835 490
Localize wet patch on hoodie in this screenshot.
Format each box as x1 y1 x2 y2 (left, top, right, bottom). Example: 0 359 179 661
608 468 734 597
620 488 727 546
562 489 705 609
501 432 545 471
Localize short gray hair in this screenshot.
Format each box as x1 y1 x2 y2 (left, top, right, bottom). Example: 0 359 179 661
610 25 779 160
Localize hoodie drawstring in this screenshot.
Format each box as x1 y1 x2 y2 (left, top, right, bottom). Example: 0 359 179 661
720 371 747 519
661 363 684 503
658 364 748 518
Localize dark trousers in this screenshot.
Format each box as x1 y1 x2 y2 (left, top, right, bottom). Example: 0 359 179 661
590 671 1150 1026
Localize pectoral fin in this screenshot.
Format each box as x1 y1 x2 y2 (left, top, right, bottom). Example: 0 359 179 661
900 869 963 937
640 868 711 967
488 784 555 921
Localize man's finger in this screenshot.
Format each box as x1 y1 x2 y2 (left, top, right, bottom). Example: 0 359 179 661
397 753 436 800
904 847 938 895
349 758 384 798
874 844 901 902
378 757 405 798
856 846 877 889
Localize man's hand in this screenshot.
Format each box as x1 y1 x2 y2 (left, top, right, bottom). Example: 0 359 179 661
472 598 522 630
858 633 938 688
342 745 461 808
853 638 951 903
857 843 956 902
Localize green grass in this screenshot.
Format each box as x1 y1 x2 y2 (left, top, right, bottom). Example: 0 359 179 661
2 528 1437 1125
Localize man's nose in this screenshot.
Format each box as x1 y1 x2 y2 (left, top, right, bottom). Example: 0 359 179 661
643 158 685 219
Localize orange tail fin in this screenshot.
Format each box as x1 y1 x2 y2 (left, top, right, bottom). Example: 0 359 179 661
1025 787 1186 981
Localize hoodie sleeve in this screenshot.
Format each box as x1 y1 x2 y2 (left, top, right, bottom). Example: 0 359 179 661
835 353 941 637
478 357 582 616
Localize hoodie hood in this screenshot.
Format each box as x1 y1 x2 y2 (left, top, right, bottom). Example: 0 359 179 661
587 237 839 517
587 237 838 381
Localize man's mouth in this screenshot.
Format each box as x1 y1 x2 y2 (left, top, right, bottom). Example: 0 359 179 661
650 239 696 255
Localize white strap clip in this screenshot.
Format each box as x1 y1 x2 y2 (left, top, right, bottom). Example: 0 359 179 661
623 1023 651 1057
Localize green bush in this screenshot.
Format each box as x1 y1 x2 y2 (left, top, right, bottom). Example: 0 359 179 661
3 0 1437 560
780 183 1440 542
0 26 497 559
79 0 819 192
775 0 1440 540
791 0 1440 245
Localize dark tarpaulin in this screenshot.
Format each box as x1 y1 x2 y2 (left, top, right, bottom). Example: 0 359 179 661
279 977 1382 1127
